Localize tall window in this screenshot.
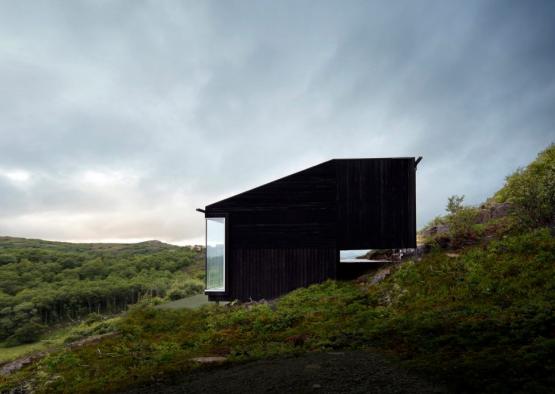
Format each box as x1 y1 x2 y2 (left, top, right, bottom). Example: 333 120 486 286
206 217 225 291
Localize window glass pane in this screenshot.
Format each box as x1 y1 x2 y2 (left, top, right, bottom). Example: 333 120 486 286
206 218 225 291
339 249 371 263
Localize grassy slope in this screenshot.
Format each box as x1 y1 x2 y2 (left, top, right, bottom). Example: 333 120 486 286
1 229 553 393
0 317 121 364
157 294 211 310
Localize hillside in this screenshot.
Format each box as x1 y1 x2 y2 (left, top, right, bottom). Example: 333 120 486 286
1 144 554 393
0 237 205 348
0 237 185 255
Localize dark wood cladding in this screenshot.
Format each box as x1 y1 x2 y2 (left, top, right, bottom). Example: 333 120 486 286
208 160 337 249
336 159 416 249
223 247 336 301
204 157 417 301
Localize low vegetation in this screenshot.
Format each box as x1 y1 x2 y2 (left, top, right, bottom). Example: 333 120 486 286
1 229 552 393
0 316 120 364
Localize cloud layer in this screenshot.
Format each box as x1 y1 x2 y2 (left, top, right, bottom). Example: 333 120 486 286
0 0 553 244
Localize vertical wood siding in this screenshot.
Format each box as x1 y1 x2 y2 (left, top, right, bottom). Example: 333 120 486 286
205 158 417 301
336 159 416 249
228 247 337 300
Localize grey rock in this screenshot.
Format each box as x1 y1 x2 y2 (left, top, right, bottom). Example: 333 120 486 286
420 224 450 238
476 209 491 224
369 268 391 285
491 202 511 218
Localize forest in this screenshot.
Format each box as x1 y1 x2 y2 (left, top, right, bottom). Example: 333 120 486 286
0 238 204 346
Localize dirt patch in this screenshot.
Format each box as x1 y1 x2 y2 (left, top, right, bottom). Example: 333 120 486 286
0 332 119 377
0 351 48 376
123 351 447 394
66 332 119 349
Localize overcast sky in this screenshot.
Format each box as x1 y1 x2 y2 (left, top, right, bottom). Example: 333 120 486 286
0 0 553 245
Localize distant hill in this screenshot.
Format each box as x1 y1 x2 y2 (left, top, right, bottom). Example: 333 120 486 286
0 236 191 256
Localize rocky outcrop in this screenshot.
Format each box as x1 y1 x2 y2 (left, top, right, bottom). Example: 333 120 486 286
66 332 119 349
492 202 512 218
419 224 449 239
477 202 512 222
420 202 513 240
368 267 392 285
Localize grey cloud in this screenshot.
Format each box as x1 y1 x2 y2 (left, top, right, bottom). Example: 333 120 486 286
0 0 553 243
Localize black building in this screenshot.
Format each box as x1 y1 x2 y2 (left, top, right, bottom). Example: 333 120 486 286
198 157 419 302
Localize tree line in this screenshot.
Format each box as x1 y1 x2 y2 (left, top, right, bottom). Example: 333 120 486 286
0 239 205 345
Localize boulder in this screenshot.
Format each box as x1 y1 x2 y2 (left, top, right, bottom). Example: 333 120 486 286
475 202 512 224
369 268 392 285
490 202 511 219
476 209 491 224
420 224 450 238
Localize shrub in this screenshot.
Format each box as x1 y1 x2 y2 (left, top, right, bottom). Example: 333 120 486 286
446 194 465 214
166 279 204 300
496 143 555 228
5 321 46 346
85 312 104 325
448 206 482 247
64 319 119 343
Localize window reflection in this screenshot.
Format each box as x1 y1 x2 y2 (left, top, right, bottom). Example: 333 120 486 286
206 217 225 291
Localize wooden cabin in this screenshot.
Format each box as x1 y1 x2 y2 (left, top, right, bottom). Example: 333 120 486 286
197 157 419 302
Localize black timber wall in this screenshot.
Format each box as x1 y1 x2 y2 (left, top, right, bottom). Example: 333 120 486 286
207 160 337 248
336 158 417 250
205 158 416 301
206 161 337 301
230 248 336 300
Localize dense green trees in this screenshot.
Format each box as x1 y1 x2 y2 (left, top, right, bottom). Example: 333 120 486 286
0 239 204 345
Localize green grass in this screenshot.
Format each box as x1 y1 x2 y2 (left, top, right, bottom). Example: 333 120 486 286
0 341 52 364
0 326 74 364
2 228 553 393
157 294 213 310
0 317 121 364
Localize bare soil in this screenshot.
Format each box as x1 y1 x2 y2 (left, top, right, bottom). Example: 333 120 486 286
123 351 447 394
